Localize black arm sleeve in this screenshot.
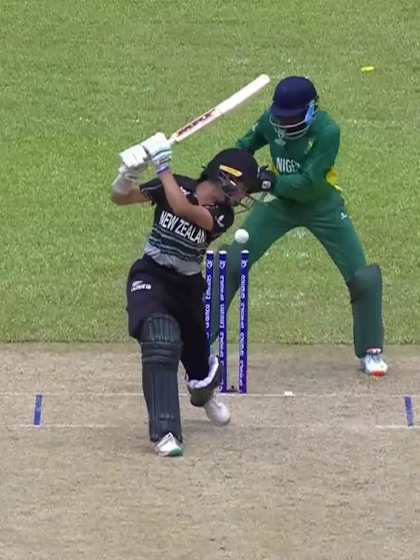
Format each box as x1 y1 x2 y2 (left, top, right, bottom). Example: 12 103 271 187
140 177 168 207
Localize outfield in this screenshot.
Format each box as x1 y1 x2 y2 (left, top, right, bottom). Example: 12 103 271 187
1 0 420 343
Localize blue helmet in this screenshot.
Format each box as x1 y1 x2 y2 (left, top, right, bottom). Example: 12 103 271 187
270 76 318 139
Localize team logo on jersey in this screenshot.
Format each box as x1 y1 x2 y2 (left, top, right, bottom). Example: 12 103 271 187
216 214 225 228
274 129 286 146
304 138 315 154
131 281 152 292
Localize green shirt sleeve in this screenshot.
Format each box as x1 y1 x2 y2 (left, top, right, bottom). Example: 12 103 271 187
235 114 268 154
273 124 340 203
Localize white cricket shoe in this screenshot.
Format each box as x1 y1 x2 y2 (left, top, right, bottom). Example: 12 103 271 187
154 433 183 457
204 395 231 426
360 349 388 378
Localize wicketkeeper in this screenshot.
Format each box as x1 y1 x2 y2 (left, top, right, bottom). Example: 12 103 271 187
210 75 387 376
112 134 262 456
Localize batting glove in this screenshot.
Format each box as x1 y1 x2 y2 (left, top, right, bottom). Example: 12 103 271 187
142 132 172 175
119 163 144 184
257 166 276 192
119 143 149 169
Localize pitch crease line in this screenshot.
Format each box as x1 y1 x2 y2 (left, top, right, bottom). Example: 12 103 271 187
3 392 420 398
8 423 420 431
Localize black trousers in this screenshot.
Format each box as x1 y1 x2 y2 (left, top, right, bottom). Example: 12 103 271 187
126 256 209 380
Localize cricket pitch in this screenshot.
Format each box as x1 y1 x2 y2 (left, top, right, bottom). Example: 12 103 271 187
1 344 419 559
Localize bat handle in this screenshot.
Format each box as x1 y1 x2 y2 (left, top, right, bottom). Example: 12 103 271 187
168 133 178 146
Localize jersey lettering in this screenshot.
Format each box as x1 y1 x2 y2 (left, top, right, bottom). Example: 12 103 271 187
159 210 205 244
160 210 179 230
276 157 301 174
175 219 206 244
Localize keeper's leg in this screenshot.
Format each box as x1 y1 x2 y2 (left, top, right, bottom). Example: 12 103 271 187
209 198 295 344
347 264 384 358
307 202 384 358
139 313 183 442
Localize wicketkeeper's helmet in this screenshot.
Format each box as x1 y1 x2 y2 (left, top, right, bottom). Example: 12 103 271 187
270 76 318 139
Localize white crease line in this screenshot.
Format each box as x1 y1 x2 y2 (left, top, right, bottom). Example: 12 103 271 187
6 424 419 430
1 392 420 398
375 425 418 430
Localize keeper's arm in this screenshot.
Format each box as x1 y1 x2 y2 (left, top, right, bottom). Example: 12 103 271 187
272 125 340 203
236 113 269 154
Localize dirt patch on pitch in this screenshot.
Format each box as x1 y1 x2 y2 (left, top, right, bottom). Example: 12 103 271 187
1 344 420 559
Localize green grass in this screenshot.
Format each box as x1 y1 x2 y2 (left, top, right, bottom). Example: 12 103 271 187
1 0 419 342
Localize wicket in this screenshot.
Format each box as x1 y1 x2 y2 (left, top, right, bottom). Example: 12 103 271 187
205 249 249 393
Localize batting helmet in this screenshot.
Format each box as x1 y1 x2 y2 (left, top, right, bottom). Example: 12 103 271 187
201 148 260 205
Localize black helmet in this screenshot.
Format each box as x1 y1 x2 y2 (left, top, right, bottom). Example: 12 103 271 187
270 76 318 139
201 148 259 205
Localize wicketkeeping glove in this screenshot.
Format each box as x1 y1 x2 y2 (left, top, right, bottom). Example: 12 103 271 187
257 166 277 192
142 132 172 174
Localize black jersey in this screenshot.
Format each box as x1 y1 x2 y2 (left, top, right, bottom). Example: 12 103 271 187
140 174 234 275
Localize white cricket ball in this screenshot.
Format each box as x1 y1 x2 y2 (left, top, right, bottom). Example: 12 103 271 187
234 228 249 244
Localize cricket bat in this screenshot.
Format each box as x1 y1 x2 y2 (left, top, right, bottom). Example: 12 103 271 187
120 74 270 167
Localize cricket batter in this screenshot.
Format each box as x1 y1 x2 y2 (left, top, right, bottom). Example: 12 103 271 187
210 76 387 376
112 134 262 456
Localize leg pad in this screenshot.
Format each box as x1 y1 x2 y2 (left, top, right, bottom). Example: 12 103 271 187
140 314 183 442
347 264 384 358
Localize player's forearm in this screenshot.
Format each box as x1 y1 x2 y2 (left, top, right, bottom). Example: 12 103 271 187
236 133 264 154
272 173 316 203
158 170 213 230
236 120 268 154
272 167 340 203
111 174 149 205
272 130 340 203
158 170 192 215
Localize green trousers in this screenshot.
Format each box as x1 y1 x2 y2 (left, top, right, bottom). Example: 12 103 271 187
210 193 384 357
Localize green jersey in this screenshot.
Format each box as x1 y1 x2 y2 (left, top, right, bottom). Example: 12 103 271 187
237 110 341 204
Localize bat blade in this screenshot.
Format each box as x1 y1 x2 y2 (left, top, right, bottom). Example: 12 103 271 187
169 74 270 144
119 74 270 166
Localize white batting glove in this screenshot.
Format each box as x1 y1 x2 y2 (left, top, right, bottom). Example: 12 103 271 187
119 164 143 183
119 143 149 169
142 132 172 174
111 161 146 195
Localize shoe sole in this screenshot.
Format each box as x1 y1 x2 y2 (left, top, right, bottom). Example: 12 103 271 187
155 447 183 457
361 368 387 378
368 371 386 378
210 417 231 427
167 448 183 457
